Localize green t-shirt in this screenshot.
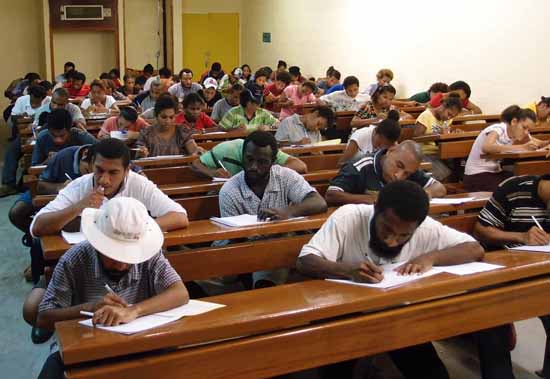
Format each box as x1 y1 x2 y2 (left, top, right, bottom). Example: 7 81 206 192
409 91 430 103
199 138 290 176
219 106 278 131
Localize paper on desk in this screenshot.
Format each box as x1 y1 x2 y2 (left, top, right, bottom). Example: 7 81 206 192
430 197 475 205
435 262 504 275
212 177 230 183
508 245 550 253
138 154 186 161
210 214 305 227
78 300 225 335
61 231 86 245
313 139 341 146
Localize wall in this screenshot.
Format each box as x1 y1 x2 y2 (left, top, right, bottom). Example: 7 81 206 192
241 0 550 113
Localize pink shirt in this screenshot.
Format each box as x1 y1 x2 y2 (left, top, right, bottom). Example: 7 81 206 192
279 84 316 120
98 116 150 138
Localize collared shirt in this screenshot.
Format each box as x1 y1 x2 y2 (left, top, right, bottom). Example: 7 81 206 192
31 128 97 166
320 90 370 112
168 82 203 101
38 241 181 313
478 175 550 248
219 165 316 217
219 106 278 131
10 95 50 117
30 171 187 237
199 139 290 176
33 102 86 126
211 98 234 122
328 149 435 195
275 114 321 144
300 204 475 266
464 123 512 176
139 95 157 112
39 145 89 182
136 125 194 157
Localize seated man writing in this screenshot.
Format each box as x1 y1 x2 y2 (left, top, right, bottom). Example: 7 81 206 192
219 89 279 131
325 140 446 206
297 180 484 379
473 174 550 379
34 87 86 130
191 132 308 178
36 196 189 379
274 105 334 145
218 131 327 288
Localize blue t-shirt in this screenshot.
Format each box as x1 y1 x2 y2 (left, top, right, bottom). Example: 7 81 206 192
32 128 97 166
40 145 88 182
325 83 344 95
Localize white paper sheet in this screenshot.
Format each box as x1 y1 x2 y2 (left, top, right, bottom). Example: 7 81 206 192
79 300 225 335
435 262 504 275
430 197 475 205
210 214 305 227
313 139 341 146
137 154 186 161
61 231 86 245
212 177 230 183
509 245 550 253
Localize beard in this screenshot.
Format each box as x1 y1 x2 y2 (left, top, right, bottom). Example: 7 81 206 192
368 214 406 260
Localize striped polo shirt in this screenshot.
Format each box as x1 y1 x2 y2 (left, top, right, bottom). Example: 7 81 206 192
39 241 182 313
478 175 550 248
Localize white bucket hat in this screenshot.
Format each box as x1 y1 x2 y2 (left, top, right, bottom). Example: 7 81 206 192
81 197 163 264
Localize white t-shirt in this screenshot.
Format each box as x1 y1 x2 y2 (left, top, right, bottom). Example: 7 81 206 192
300 204 475 266
80 95 117 111
319 90 370 112
11 95 51 117
349 126 376 159
30 171 186 237
464 123 512 176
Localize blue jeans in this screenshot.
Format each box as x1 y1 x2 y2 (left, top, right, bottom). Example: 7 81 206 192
2 135 21 186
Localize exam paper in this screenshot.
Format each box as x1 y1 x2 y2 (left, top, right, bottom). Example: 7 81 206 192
61 231 86 245
210 214 305 227
435 262 504 275
430 197 475 205
509 245 550 253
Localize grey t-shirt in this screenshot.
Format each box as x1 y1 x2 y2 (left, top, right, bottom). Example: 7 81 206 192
275 114 321 144
211 98 234 122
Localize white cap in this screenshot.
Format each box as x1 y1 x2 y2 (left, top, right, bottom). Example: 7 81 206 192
232 68 243 78
203 77 218 89
81 197 163 264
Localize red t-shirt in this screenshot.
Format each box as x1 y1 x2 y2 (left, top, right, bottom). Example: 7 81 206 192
263 82 284 97
429 93 469 108
176 112 215 130
64 83 91 98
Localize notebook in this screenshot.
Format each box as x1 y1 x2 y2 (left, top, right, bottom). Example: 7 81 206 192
210 214 305 227
79 300 225 335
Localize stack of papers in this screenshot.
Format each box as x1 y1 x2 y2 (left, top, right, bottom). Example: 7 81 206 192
61 231 86 245
210 214 305 227
79 300 225 335
430 197 475 205
509 245 550 253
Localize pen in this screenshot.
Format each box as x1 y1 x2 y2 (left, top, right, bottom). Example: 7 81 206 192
532 216 544 231
64 173 73 182
105 283 116 294
80 311 94 317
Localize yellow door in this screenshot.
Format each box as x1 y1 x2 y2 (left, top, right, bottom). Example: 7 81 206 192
182 13 239 79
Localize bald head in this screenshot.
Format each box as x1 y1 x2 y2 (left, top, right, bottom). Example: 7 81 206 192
393 140 423 164
382 140 424 183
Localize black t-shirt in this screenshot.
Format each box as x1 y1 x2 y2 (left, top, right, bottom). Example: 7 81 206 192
328 149 434 195
199 90 223 108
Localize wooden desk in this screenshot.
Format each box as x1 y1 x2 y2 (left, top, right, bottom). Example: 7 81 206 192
428 192 490 215
483 150 549 161
192 129 276 142
414 131 480 143
57 251 550 378
452 114 500 124
482 150 550 176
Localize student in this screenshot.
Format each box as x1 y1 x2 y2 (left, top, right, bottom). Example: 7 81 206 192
317 67 341 95
279 81 318 120
464 105 548 192
120 74 139 99
133 79 164 112
108 68 122 88
218 67 245 93
364 68 394 96
136 63 155 87
98 107 149 142
136 95 201 158
219 131 327 288
297 180 483 379
270 60 287 81
263 71 292 112
241 64 252 82
245 69 269 105
525 96 550 124
35 196 189 379
32 109 96 166
319 76 370 112
429 80 482 115
219 89 279 131
409 82 449 104
178 92 216 131
325 140 446 206
54 61 75 85
472 175 550 379
350 84 408 128
144 67 173 92
198 77 223 109
200 62 225 84
211 83 244 123
289 66 305 84
191 132 308 178
80 80 119 114
0 85 51 197
33 88 86 129
275 106 334 144
64 71 90 100
39 80 53 97
168 68 202 102
339 110 401 165
101 78 129 103
414 94 462 139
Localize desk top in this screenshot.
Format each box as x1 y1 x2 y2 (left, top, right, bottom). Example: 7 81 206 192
56 251 550 365
414 130 480 143
428 191 491 215
452 114 500 123
483 150 550 161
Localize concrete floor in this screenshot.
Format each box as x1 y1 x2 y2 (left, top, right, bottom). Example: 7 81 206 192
0 128 545 378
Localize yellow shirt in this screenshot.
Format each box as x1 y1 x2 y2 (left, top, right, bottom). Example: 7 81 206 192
524 102 537 117
416 109 453 155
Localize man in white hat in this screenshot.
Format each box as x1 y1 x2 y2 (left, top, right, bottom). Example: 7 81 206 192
36 197 189 379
